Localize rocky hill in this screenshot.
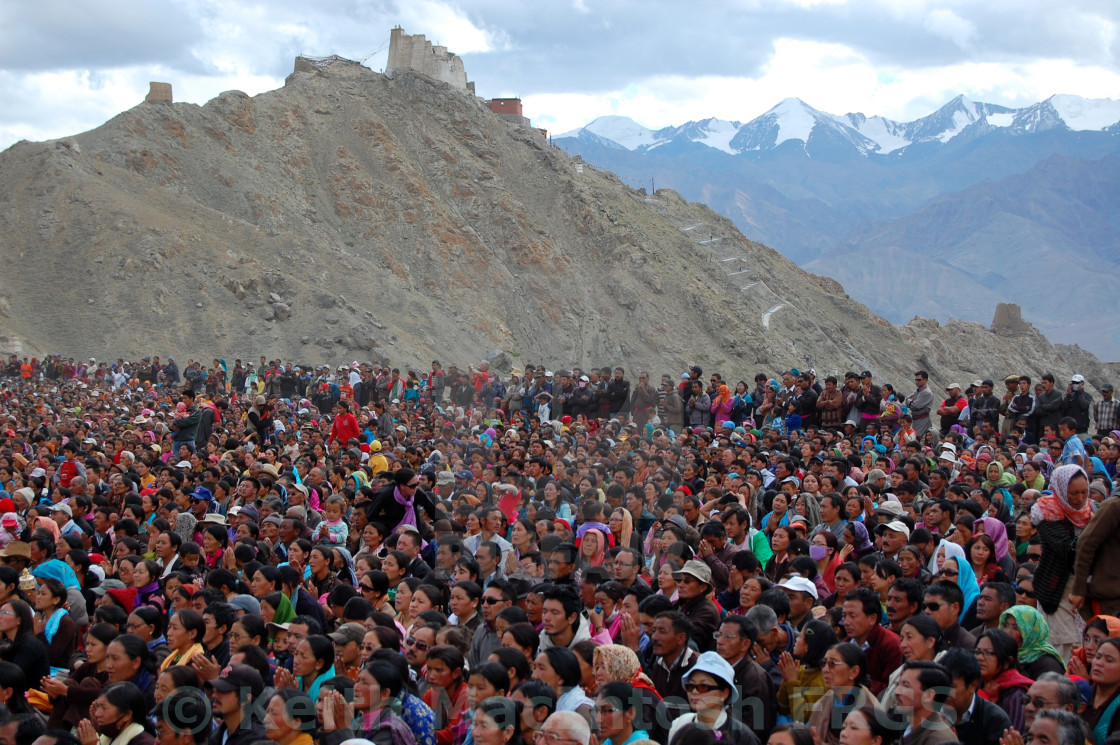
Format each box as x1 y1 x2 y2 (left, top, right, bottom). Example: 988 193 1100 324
0 58 1115 389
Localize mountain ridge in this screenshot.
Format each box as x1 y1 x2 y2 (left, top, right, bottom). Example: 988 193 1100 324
558 93 1120 157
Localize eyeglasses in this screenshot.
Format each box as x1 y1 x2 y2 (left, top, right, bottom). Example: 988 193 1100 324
0 610 17 617
406 637 429 651
1025 696 1059 709
712 631 740 641
684 682 723 694
822 659 849 669
1015 586 1036 598
975 648 996 658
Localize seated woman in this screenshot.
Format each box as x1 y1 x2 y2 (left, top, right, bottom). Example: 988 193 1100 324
975 629 1033 732
264 689 317 745
127 606 170 667
997 605 1065 680
777 619 838 723
667 651 758 745
425 645 470 745
105 634 158 710
1067 615 1120 678
808 643 881 745
0 598 49 686
78 681 157 745
159 609 207 671
34 577 78 670
42 622 118 729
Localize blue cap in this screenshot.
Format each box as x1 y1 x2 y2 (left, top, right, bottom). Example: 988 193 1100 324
190 487 213 503
454 470 472 480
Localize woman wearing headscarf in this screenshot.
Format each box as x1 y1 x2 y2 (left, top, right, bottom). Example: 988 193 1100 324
578 528 607 569
973 516 1017 578
710 385 734 429
843 522 876 560
1034 463 1093 661
1068 615 1120 678
593 644 662 730
930 542 981 624
982 461 1016 493
998 605 1065 679
792 492 822 533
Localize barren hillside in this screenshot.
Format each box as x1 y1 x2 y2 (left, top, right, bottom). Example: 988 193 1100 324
0 58 1112 387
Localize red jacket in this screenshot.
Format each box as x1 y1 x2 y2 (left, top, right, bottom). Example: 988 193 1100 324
862 623 903 696
329 412 360 446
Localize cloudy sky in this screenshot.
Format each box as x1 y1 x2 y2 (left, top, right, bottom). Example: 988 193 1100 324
2 0 1119 149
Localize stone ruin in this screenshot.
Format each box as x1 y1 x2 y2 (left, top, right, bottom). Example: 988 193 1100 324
145 82 173 104
991 302 1032 336
385 27 474 93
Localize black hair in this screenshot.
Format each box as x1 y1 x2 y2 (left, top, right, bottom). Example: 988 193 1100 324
924 579 964 610
158 689 211 737
100 681 156 734
0 661 30 714
268 689 318 734
844 587 882 619
204 602 236 637
489 646 532 686
939 647 981 687
977 629 1021 673
300 635 335 678
539 646 582 689
800 618 838 669
469 661 511 695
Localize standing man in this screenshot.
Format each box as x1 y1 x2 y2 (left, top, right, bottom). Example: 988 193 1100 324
969 380 1001 435
907 371 935 443
607 367 631 418
999 375 1020 436
853 371 883 434
1093 384 1120 438
937 384 967 437
1063 374 1093 434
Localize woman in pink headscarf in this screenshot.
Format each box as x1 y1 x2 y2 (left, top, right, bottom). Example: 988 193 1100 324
972 516 1016 577
579 528 608 568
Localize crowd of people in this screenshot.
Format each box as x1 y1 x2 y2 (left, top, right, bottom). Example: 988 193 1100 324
0 353 1118 745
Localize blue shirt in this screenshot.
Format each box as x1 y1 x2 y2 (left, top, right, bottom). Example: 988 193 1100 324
1061 436 1087 466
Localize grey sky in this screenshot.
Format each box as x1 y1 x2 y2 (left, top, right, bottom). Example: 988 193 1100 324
1 0 1118 149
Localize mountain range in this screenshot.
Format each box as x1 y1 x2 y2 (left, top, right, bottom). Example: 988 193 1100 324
0 58 1113 391
555 94 1120 358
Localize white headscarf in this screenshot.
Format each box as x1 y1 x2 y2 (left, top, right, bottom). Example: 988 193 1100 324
928 539 966 575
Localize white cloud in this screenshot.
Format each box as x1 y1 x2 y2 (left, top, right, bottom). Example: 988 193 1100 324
923 8 978 49
397 0 503 54
3 0 1120 150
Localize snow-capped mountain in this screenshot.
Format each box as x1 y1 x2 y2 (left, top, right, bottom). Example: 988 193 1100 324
555 94 1120 158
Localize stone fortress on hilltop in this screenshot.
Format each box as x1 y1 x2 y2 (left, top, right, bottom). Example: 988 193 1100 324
143 27 543 137
385 26 474 93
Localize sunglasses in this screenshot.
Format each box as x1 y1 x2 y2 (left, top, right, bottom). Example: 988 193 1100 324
406 637 429 652
684 682 723 694
924 602 945 612
1015 587 1036 598
939 569 959 578
482 597 505 605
